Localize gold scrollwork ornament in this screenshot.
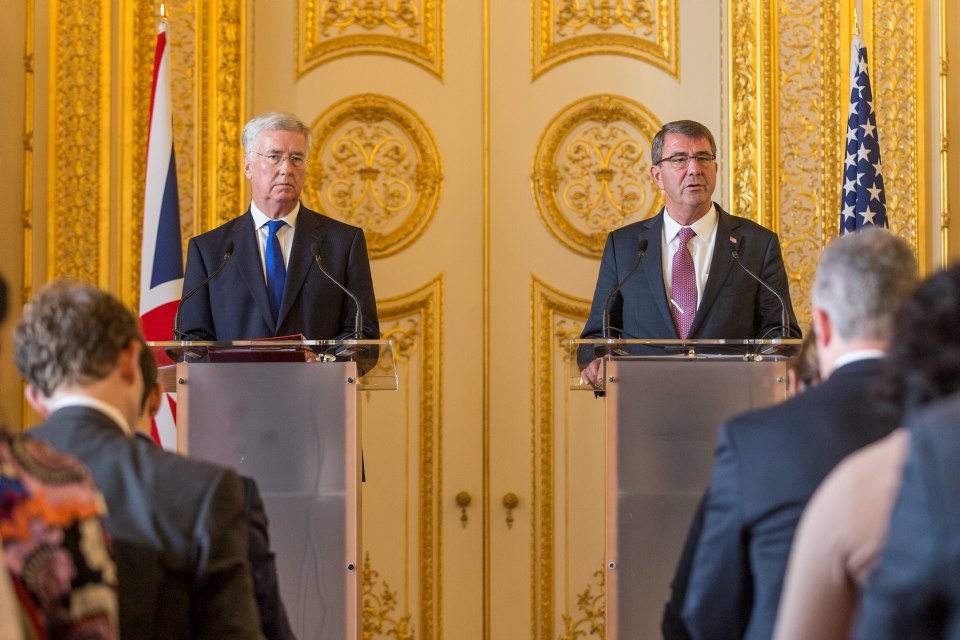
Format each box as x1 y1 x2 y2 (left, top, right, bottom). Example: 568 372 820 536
305 94 443 259
532 94 663 257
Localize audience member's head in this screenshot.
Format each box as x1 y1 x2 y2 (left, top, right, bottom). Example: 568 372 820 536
786 328 820 396
811 230 917 376
136 338 164 434
875 263 960 416
14 280 144 427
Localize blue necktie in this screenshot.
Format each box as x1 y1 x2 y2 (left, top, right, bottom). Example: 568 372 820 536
264 220 286 323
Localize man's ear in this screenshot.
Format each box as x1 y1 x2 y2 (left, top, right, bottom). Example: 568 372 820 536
24 384 50 418
118 339 141 385
650 163 664 189
146 381 163 419
812 307 831 351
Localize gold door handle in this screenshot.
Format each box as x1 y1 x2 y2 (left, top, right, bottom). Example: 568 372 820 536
455 491 472 528
502 492 519 529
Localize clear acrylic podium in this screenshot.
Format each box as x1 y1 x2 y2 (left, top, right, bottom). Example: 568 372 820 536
571 339 800 640
149 339 396 640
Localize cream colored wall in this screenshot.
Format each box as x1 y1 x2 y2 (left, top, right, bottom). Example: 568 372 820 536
0 1 26 430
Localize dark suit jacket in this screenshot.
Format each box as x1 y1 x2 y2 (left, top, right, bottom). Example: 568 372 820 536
579 205 798 361
131 433 295 639
180 206 379 341
677 359 899 640
855 393 960 640
30 407 261 639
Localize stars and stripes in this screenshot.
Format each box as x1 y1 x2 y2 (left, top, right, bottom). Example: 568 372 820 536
140 20 182 450
841 34 888 235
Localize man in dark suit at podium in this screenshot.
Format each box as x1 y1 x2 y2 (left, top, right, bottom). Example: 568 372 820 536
179 111 379 342
669 230 917 640
579 120 799 385
15 281 262 639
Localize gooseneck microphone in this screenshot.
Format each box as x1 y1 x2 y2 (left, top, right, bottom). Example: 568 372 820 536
310 241 364 340
173 241 234 340
602 238 649 338
727 237 796 338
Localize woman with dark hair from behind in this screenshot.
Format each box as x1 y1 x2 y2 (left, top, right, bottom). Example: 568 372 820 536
0 274 119 638
775 264 960 640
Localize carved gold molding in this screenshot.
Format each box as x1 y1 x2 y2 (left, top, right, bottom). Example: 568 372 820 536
559 570 605 640
531 276 594 639
298 0 443 80
362 552 416 640
371 276 443 640
533 0 679 80
48 0 111 286
870 0 923 266
940 0 950 265
532 95 663 258
305 94 443 259
118 0 245 310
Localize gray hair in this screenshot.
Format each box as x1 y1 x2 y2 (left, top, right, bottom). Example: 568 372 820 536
14 280 142 397
651 120 717 165
812 229 918 342
242 111 312 155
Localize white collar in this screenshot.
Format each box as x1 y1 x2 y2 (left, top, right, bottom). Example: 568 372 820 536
48 395 132 435
250 201 300 230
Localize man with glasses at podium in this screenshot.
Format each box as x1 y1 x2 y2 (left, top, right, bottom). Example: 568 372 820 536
179 111 379 343
579 120 799 386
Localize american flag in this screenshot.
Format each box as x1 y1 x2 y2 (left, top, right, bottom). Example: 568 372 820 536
841 34 888 235
140 19 182 450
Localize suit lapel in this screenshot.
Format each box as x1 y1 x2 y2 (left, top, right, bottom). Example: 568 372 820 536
639 210 677 336
689 205 742 337
232 211 277 333
277 206 324 329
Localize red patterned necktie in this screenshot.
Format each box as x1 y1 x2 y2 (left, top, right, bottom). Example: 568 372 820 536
671 227 697 338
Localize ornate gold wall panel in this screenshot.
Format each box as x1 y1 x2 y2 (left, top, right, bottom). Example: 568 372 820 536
47 0 111 286
870 0 923 265
364 276 443 640
532 0 679 80
532 95 663 258
304 94 443 259
531 276 602 640
298 0 443 79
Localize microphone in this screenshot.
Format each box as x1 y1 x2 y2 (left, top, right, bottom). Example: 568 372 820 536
727 237 795 338
173 241 234 340
310 241 363 340
602 238 649 338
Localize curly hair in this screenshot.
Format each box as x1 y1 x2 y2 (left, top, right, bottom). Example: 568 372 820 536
876 264 960 415
13 280 141 397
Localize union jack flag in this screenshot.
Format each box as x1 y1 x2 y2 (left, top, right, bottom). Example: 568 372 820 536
140 19 182 450
841 34 888 235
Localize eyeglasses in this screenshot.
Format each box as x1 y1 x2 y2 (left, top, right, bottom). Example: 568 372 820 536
658 153 717 170
252 151 307 168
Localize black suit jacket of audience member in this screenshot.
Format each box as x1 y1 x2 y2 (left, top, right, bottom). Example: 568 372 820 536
30 406 262 639
133 432 295 640
179 206 379 342
855 392 960 639
668 358 899 640
579 204 799 364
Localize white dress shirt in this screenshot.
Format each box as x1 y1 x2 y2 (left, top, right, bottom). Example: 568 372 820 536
250 202 300 279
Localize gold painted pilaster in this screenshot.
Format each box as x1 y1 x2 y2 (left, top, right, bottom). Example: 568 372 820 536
48 0 112 286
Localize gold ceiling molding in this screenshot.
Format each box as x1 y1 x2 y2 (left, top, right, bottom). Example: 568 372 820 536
48 0 111 286
298 0 443 80
531 276 594 640
372 276 443 640
305 94 443 259
532 94 663 258
532 0 679 80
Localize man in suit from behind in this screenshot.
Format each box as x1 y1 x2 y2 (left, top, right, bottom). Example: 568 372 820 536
14 281 262 639
670 229 917 640
179 111 379 342
135 343 295 640
579 120 799 384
